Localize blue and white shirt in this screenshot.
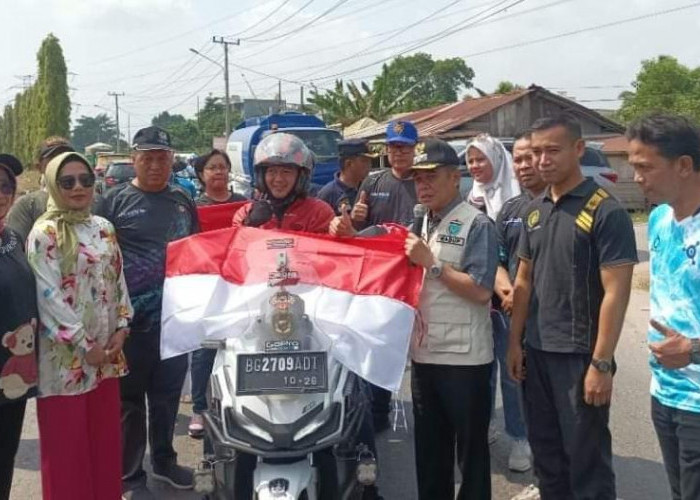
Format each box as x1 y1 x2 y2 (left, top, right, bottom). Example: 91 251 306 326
649 204 700 413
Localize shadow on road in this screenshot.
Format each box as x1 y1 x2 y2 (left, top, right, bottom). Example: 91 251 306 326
614 454 669 500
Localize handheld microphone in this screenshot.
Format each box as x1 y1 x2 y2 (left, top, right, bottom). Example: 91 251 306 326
412 204 427 236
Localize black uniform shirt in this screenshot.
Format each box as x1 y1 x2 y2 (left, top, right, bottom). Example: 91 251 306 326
496 192 534 282
518 179 637 353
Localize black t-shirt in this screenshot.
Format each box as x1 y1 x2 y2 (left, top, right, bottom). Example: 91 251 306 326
496 192 533 282
0 228 38 405
518 179 637 353
95 183 200 333
195 192 246 206
356 169 416 228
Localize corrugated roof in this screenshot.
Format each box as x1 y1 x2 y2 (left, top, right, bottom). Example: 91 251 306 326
345 90 531 140
344 85 624 140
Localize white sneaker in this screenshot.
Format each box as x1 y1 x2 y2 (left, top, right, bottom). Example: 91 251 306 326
508 439 532 472
488 421 498 445
510 484 540 500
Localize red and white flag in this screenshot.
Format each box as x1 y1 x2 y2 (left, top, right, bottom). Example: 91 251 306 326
161 226 423 391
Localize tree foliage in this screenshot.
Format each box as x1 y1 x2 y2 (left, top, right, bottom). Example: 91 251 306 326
0 34 71 167
71 114 119 152
494 81 525 94
308 53 475 126
618 55 700 124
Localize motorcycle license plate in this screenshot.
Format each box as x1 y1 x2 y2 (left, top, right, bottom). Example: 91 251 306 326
236 352 328 395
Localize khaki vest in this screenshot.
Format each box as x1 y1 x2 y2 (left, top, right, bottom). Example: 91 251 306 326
411 201 494 366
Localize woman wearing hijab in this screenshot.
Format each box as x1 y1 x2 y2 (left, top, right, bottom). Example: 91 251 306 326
466 134 532 473
0 154 38 500
467 134 521 220
27 151 133 500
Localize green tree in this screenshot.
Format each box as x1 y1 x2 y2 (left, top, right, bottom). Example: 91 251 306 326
71 114 119 152
618 55 700 123
0 34 70 166
494 81 525 94
308 80 402 126
372 53 474 112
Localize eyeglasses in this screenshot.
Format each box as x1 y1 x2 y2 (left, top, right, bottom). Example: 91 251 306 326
57 173 96 190
0 182 14 195
204 164 230 172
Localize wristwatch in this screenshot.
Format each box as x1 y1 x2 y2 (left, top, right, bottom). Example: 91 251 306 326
427 261 444 280
690 338 700 365
591 358 613 373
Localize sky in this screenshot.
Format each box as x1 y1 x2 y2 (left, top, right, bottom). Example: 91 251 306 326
1 0 698 136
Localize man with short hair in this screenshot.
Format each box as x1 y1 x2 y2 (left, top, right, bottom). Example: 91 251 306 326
405 138 497 499
96 126 199 499
345 120 419 430
627 113 700 500
7 137 74 241
317 139 373 215
507 115 637 500
489 131 547 477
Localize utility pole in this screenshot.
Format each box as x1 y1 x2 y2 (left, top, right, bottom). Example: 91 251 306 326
300 86 304 113
278 80 282 112
212 36 240 138
108 91 125 152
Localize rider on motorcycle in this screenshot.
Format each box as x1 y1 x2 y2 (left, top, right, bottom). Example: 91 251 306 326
233 132 335 231
229 132 382 500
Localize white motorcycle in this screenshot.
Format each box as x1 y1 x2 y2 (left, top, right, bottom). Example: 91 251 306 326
194 253 378 500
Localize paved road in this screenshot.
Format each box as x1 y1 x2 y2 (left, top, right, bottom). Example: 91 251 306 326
9 288 669 500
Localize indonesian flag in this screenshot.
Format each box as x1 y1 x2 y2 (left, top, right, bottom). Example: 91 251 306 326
196 201 247 232
161 226 423 392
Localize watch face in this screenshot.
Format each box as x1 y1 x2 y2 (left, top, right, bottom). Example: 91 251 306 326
594 359 611 372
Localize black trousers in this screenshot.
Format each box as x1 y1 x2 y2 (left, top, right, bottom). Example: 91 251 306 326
523 345 615 500
121 330 188 488
652 396 700 500
411 361 491 500
0 399 27 500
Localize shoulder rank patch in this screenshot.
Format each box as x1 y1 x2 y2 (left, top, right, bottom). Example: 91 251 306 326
576 188 610 233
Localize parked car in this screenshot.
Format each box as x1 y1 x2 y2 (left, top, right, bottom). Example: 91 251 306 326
103 162 135 191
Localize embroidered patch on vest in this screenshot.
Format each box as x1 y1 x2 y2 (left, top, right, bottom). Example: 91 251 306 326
447 220 463 235
437 234 466 246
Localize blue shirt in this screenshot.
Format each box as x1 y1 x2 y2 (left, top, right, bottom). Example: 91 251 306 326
649 204 700 413
317 172 358 216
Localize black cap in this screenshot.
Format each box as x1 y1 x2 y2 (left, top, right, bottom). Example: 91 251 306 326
0 154 23 177
412 138 459 170
338 139 376 159
132 126 173 151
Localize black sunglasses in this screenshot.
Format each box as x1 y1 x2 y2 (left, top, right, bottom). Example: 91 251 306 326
40 144 74 161
0 182 14 195
57 173 96 190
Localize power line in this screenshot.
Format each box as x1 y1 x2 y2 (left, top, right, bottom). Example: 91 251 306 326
310 0 526 84
240 0 315 41
84 0 279 66
296 0 465 81
460 1 700 59
229 0 295 37
242 0 350 43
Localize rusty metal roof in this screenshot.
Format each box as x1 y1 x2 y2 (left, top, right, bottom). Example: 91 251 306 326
345 90 531 140
344 85 624 140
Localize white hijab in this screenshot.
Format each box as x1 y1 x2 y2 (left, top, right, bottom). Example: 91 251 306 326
467 134 520 220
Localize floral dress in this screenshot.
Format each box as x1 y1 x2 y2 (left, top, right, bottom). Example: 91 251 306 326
27 215 133 397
